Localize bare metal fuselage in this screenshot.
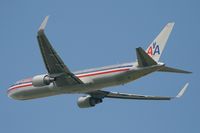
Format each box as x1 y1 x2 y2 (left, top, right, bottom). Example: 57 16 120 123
8 62 164 100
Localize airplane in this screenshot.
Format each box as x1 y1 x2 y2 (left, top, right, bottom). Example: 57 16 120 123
7 16 191 108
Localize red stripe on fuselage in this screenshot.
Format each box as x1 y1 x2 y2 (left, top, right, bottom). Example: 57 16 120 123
76 68 130 78
8 68 130 93
8 83 32 92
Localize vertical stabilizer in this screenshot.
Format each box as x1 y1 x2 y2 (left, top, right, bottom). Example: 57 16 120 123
146 22 175 62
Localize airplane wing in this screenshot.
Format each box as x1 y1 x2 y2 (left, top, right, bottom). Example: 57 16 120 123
37 16 83 86
89 83 189 100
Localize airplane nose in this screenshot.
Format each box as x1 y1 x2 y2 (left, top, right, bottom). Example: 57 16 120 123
7 89 18 100
7 87 25 100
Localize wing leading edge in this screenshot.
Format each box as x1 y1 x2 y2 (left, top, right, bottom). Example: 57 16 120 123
90 83 189 100
37 16 83 86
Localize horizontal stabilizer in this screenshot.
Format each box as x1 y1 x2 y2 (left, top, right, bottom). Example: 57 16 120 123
136 47 157 67
158 66 192 74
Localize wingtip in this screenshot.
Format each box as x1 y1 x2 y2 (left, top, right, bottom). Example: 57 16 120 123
167 22 175 27
176 83 189 98
136 47 142 50
186 71 192 74
38 16 49 33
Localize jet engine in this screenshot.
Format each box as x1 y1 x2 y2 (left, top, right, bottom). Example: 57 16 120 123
77 95 103 108
32 74 55 87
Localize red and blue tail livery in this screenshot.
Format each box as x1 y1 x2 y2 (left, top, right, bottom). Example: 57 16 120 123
147 42 160 56
146 22 174 62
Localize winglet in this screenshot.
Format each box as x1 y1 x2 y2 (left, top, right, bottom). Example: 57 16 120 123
38 16 49 33
176 83 189 98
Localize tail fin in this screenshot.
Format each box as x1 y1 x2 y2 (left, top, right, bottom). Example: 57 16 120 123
146 22 175 62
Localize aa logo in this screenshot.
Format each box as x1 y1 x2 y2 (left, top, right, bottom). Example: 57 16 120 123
147 42 160 56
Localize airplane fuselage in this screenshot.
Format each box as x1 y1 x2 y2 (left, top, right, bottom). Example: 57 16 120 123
8 62 164 100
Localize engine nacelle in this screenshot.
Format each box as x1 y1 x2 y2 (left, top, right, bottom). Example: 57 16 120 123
77 95 103 108
32 74 55 87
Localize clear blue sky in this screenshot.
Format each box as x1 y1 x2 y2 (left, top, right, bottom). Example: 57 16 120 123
1 0 199 132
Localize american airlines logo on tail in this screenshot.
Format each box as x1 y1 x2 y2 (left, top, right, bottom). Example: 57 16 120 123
147 42 160 56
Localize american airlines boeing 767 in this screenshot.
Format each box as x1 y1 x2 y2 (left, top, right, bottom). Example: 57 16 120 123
8 16 191 108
